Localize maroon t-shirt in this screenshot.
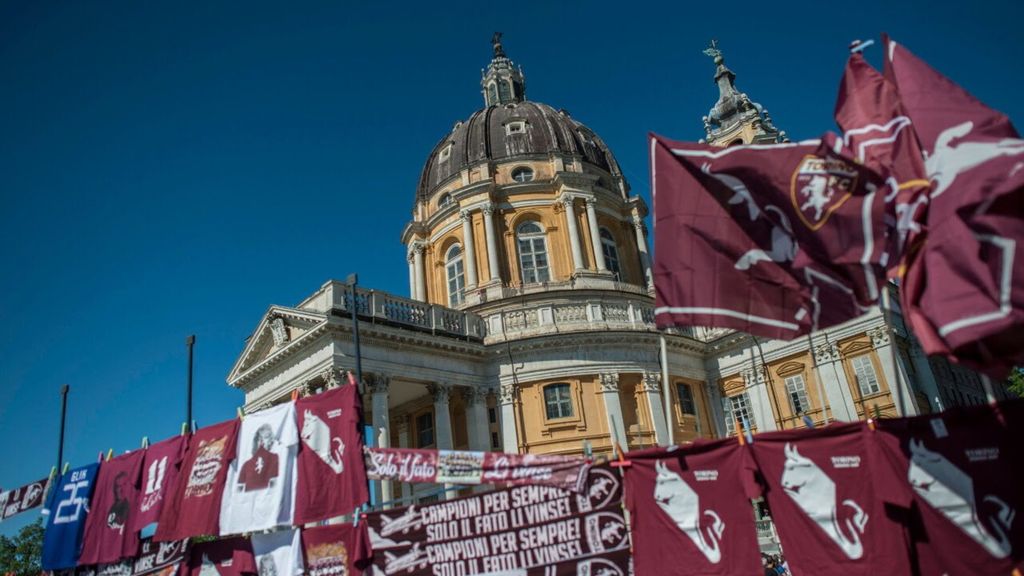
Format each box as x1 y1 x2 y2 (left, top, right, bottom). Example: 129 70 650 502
79 450 145 565
181 537 256 576
302 523 372 576
132 435 187 533
871 401 1024 575
155 419 239 541
625 439 762 575
750 422 913 575
294 385 369 524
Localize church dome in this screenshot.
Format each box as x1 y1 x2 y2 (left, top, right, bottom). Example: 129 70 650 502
416 101 622 201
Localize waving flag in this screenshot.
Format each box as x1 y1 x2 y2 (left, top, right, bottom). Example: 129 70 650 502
884 37 1024 376
651 132 893 338
835 51 931 275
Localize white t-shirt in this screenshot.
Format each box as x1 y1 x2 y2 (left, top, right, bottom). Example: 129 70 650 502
252 529 304 576
219 402 298 534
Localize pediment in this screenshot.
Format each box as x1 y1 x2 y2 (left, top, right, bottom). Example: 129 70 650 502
839 339 873 358
227 306 327 384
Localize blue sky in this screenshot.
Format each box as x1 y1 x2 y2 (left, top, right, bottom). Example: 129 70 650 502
1 0 1021 535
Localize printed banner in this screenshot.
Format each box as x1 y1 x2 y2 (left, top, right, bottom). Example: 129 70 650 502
365 448 591 493
131 538 188 576
481 547 633 576
366 466 624 576
0 477 49 521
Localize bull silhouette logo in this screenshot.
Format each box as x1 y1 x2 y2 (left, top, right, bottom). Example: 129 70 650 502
907 438 1014 558
780 443 868 559
652 460 725 564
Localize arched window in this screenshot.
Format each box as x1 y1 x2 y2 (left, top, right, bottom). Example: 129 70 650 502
498 80 512 103
487 83 498 106
446 244 465 307
599 228 621 279
438 193 452 208
516 221 550 284
511 166 533 183
543 383 573 419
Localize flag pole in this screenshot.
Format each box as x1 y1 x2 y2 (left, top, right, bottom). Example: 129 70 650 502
57 384 69 473
185 335 195 434
752 337 785 430
879 287 907 417
659 333 674 445
806 334 830 425
346 274 364 395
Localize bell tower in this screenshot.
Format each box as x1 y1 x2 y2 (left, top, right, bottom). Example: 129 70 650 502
701 40 786 146
481 32 526 106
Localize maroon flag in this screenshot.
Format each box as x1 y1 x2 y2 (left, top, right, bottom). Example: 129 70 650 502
79 450 145 565
884 37 1024 376
651 133 893 338
0 477 49 521
835 51 932 276
294 385 370 525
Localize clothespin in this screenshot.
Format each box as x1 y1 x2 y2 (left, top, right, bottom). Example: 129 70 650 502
97 452 104 463
867 418 876 431
237 407 245 420
582 440 593 459
62 462 70 474
873 405 883 420
106 449 113 461
347 371 358 387
48 466 57 480
734 418 746 445
141 436 149 449
181 422 189 436
610 442 632 468
801 415 816 429
290 388 300 402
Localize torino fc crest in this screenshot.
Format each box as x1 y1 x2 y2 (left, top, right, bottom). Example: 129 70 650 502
791 156 859 230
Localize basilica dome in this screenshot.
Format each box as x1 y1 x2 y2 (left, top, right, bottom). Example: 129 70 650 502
416 101 622 201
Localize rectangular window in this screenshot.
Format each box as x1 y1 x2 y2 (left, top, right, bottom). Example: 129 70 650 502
488 407 497 424
723 393 756 433
416 412 434 448
544 384 574 419
851 355 881 395
491 431 500 450
677 383 696 415
784 374 812 415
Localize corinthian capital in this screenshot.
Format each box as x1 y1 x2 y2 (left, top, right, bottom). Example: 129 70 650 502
599 373 620 392
428 383 451 404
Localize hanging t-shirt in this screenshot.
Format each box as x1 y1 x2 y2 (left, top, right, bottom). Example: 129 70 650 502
301 523 371 576
182 537 256 576
80 450 145 565
252 529 304 576
750 422 913 576
294 385 369 525
220 403 299 535
155 419 239 541
624 439 763 575
871 401 1024 575
131 435 187 533
41 463 101 570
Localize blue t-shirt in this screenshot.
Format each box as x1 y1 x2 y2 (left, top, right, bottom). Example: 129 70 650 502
41 463 100 570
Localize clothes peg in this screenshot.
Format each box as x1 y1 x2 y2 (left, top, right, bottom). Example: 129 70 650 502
610 442 632 468
49 466 57 480
734 418 746 445
97 452 104 463
237 407 245 420
141 436 149 449
181 422 189 436
582 440 592 459
290 389 300 402
106 448 114 461
62 462 70 474
873 405 883 420
347 371 358 387
867 418 876 431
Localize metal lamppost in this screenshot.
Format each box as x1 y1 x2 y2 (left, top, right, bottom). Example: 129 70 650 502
186 335 196 433
57 384 69 473
346 274 363 393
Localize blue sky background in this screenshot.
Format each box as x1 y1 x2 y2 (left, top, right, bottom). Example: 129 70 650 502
1 0 1021 535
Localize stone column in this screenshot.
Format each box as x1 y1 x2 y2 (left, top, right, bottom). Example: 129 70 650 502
640 372 668 446
869 326 918 417
407 252 416 300
632 214 654 291
584 197 607 272
741 367 775 432
412 241 426 302
560 195 585 272
368 374 392 505
499 383 519 453
429 383 454 499
599 373 628 450
482 203 501 283
812 339 858 421
460 209 479 287
463 387 491 452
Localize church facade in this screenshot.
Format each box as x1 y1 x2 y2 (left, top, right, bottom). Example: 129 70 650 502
226 37 1009 504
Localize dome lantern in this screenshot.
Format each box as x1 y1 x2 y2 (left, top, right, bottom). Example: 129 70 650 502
481 32 526 106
